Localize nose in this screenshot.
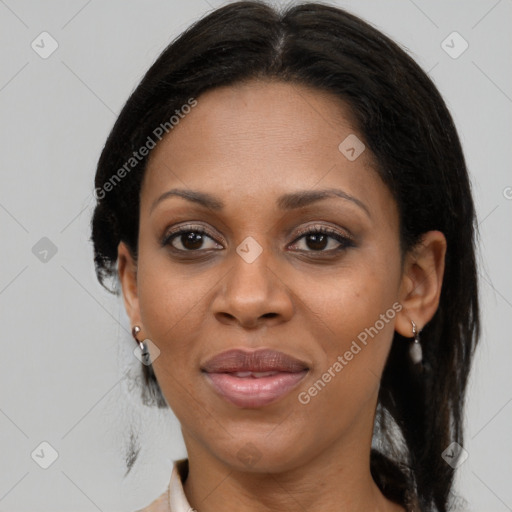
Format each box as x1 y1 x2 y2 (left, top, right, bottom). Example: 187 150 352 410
212 245 294 329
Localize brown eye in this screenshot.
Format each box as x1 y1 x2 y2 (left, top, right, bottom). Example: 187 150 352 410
302 232 329 251
176 231 207 250
289 226 354 253
162 226 223 252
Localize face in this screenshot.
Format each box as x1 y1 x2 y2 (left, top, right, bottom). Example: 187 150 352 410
118 79 437 474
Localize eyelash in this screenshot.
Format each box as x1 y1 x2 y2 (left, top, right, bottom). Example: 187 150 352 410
161 224 354 255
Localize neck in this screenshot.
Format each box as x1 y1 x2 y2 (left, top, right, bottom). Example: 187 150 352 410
181 410 405 512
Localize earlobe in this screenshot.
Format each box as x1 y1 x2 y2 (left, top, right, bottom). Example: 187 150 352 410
395 230 447 337
117 241 140 324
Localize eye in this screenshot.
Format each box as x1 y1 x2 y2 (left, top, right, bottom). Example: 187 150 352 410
162 225 223 252
289 225 354 253
162 223 354 255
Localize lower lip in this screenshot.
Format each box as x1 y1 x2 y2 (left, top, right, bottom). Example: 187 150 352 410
203 370 308 408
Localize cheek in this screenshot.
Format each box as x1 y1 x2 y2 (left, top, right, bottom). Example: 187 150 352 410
136 260 212 418
135 247 214 368
295 257 401 415
300 249 400 343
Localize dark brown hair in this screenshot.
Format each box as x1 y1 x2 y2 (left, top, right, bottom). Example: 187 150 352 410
90 2 480 510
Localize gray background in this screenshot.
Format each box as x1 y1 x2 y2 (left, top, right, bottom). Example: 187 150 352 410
0 0 511 510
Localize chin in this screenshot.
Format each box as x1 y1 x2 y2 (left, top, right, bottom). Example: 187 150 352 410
213 436 309 474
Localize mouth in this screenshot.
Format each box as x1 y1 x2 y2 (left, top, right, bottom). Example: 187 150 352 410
201 348 309 408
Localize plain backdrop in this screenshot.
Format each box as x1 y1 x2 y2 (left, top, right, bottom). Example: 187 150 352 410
0 0 511 510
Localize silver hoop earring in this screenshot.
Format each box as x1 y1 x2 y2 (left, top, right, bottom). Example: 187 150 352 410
132 325 151 364
410 320 423 364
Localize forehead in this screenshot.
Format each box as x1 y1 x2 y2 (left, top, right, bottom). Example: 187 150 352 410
141 79 393 222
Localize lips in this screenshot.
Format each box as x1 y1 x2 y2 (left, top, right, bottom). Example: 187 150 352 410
201 348 309 373
201 349 309 408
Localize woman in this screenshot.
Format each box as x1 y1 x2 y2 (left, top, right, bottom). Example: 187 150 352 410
90 1 480 511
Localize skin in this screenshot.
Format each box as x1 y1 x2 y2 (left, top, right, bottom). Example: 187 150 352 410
118 79 446 512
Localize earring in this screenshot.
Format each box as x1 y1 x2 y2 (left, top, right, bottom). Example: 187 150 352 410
132 325 150 364
410 320 423 364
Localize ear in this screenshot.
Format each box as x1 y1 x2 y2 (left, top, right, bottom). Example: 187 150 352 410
395 230 447 337
117 241 142 329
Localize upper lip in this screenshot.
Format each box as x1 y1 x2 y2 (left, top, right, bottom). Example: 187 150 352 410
201 349 309 373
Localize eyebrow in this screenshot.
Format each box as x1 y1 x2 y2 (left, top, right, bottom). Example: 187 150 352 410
150 187 371 218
